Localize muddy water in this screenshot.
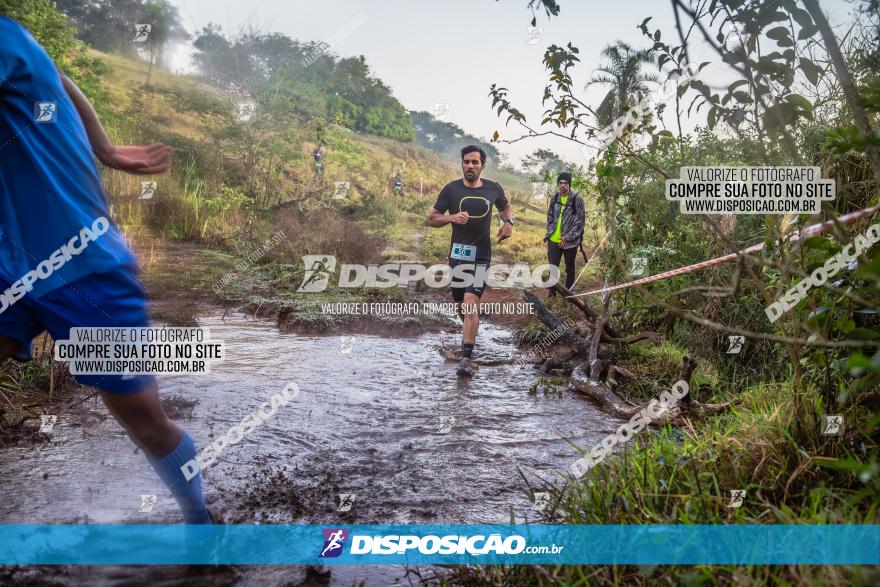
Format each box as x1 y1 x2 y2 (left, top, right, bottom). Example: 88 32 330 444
0 311 621 585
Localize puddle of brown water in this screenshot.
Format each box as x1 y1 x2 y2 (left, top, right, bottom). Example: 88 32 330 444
0 311 620 585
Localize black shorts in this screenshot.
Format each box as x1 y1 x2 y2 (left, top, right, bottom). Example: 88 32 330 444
448 259 490 302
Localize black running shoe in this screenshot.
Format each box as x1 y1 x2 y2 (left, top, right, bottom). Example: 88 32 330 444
456 357 474 378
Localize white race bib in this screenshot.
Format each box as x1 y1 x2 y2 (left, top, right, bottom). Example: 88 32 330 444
450 243 477 261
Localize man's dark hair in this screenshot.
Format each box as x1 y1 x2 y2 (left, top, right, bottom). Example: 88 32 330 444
461 145 487 165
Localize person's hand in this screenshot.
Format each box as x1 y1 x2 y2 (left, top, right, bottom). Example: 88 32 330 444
559 237 568 248
98 143 172 175
450 211 469 225
497 222 512 242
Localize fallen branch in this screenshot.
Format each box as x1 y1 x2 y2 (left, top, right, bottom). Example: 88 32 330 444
610 365 637 379
570 361 639 419
587 292 612 381
552 284 620 339
523 290 612 361
600 332 661 345
571 354 734 426
539 348 579 373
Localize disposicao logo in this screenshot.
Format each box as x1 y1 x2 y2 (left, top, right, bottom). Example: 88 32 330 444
319 528 348 558
297 255 558 292
316 530 561 558
298 255 337 293
347 533 526 555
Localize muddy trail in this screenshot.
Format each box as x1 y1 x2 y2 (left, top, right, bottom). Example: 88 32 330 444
0 311 623 586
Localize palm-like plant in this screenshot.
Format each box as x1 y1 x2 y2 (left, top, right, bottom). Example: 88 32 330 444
587 42 658 128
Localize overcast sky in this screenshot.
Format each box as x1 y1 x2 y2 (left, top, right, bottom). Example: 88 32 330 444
169 0 856 170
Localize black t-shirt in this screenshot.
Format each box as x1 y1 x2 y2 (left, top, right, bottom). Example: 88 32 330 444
432 179 509 263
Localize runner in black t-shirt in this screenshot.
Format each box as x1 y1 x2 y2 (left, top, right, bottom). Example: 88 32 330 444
428 145 514 377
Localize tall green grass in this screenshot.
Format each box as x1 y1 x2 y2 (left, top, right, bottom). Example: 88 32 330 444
107 156 247 244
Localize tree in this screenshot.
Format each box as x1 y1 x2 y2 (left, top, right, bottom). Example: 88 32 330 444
410 111 499 164
141 0 189 78
491 0 880 409
521 148 568 175
586 41 657 128
56 0 187 62
191 24 233 87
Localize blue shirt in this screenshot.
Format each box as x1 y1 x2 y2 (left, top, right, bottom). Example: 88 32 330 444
0 17 135 297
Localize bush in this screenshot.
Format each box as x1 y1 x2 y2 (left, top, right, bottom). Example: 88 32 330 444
273 208 386 265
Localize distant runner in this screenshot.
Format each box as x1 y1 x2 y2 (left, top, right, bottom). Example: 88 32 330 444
393 170 403 195
0 16 216 524
312 144 325 174
428 145 513 377
544 172 584 294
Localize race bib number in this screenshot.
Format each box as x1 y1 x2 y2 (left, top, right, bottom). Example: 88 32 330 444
450 243 476 261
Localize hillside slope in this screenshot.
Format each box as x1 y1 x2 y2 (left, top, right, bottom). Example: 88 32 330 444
92 51 554 269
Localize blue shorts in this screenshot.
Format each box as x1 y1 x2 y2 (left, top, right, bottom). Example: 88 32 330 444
0 265 156 394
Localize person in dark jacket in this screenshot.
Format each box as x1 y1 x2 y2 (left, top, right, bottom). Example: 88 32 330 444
543 172 585 292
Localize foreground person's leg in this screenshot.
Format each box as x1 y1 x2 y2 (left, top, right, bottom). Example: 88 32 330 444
100 384 213 524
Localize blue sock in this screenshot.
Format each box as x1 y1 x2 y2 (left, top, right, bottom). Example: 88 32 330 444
146 431 213 524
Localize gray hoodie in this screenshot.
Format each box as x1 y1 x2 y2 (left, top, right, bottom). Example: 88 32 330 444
544 190 585 249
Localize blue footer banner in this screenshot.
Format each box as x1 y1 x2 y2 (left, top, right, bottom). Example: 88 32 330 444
0 524 877 565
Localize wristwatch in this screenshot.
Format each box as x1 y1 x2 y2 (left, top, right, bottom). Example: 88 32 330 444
503 217 515 226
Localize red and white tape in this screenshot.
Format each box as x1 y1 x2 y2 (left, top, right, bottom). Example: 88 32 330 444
572 204 880 297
